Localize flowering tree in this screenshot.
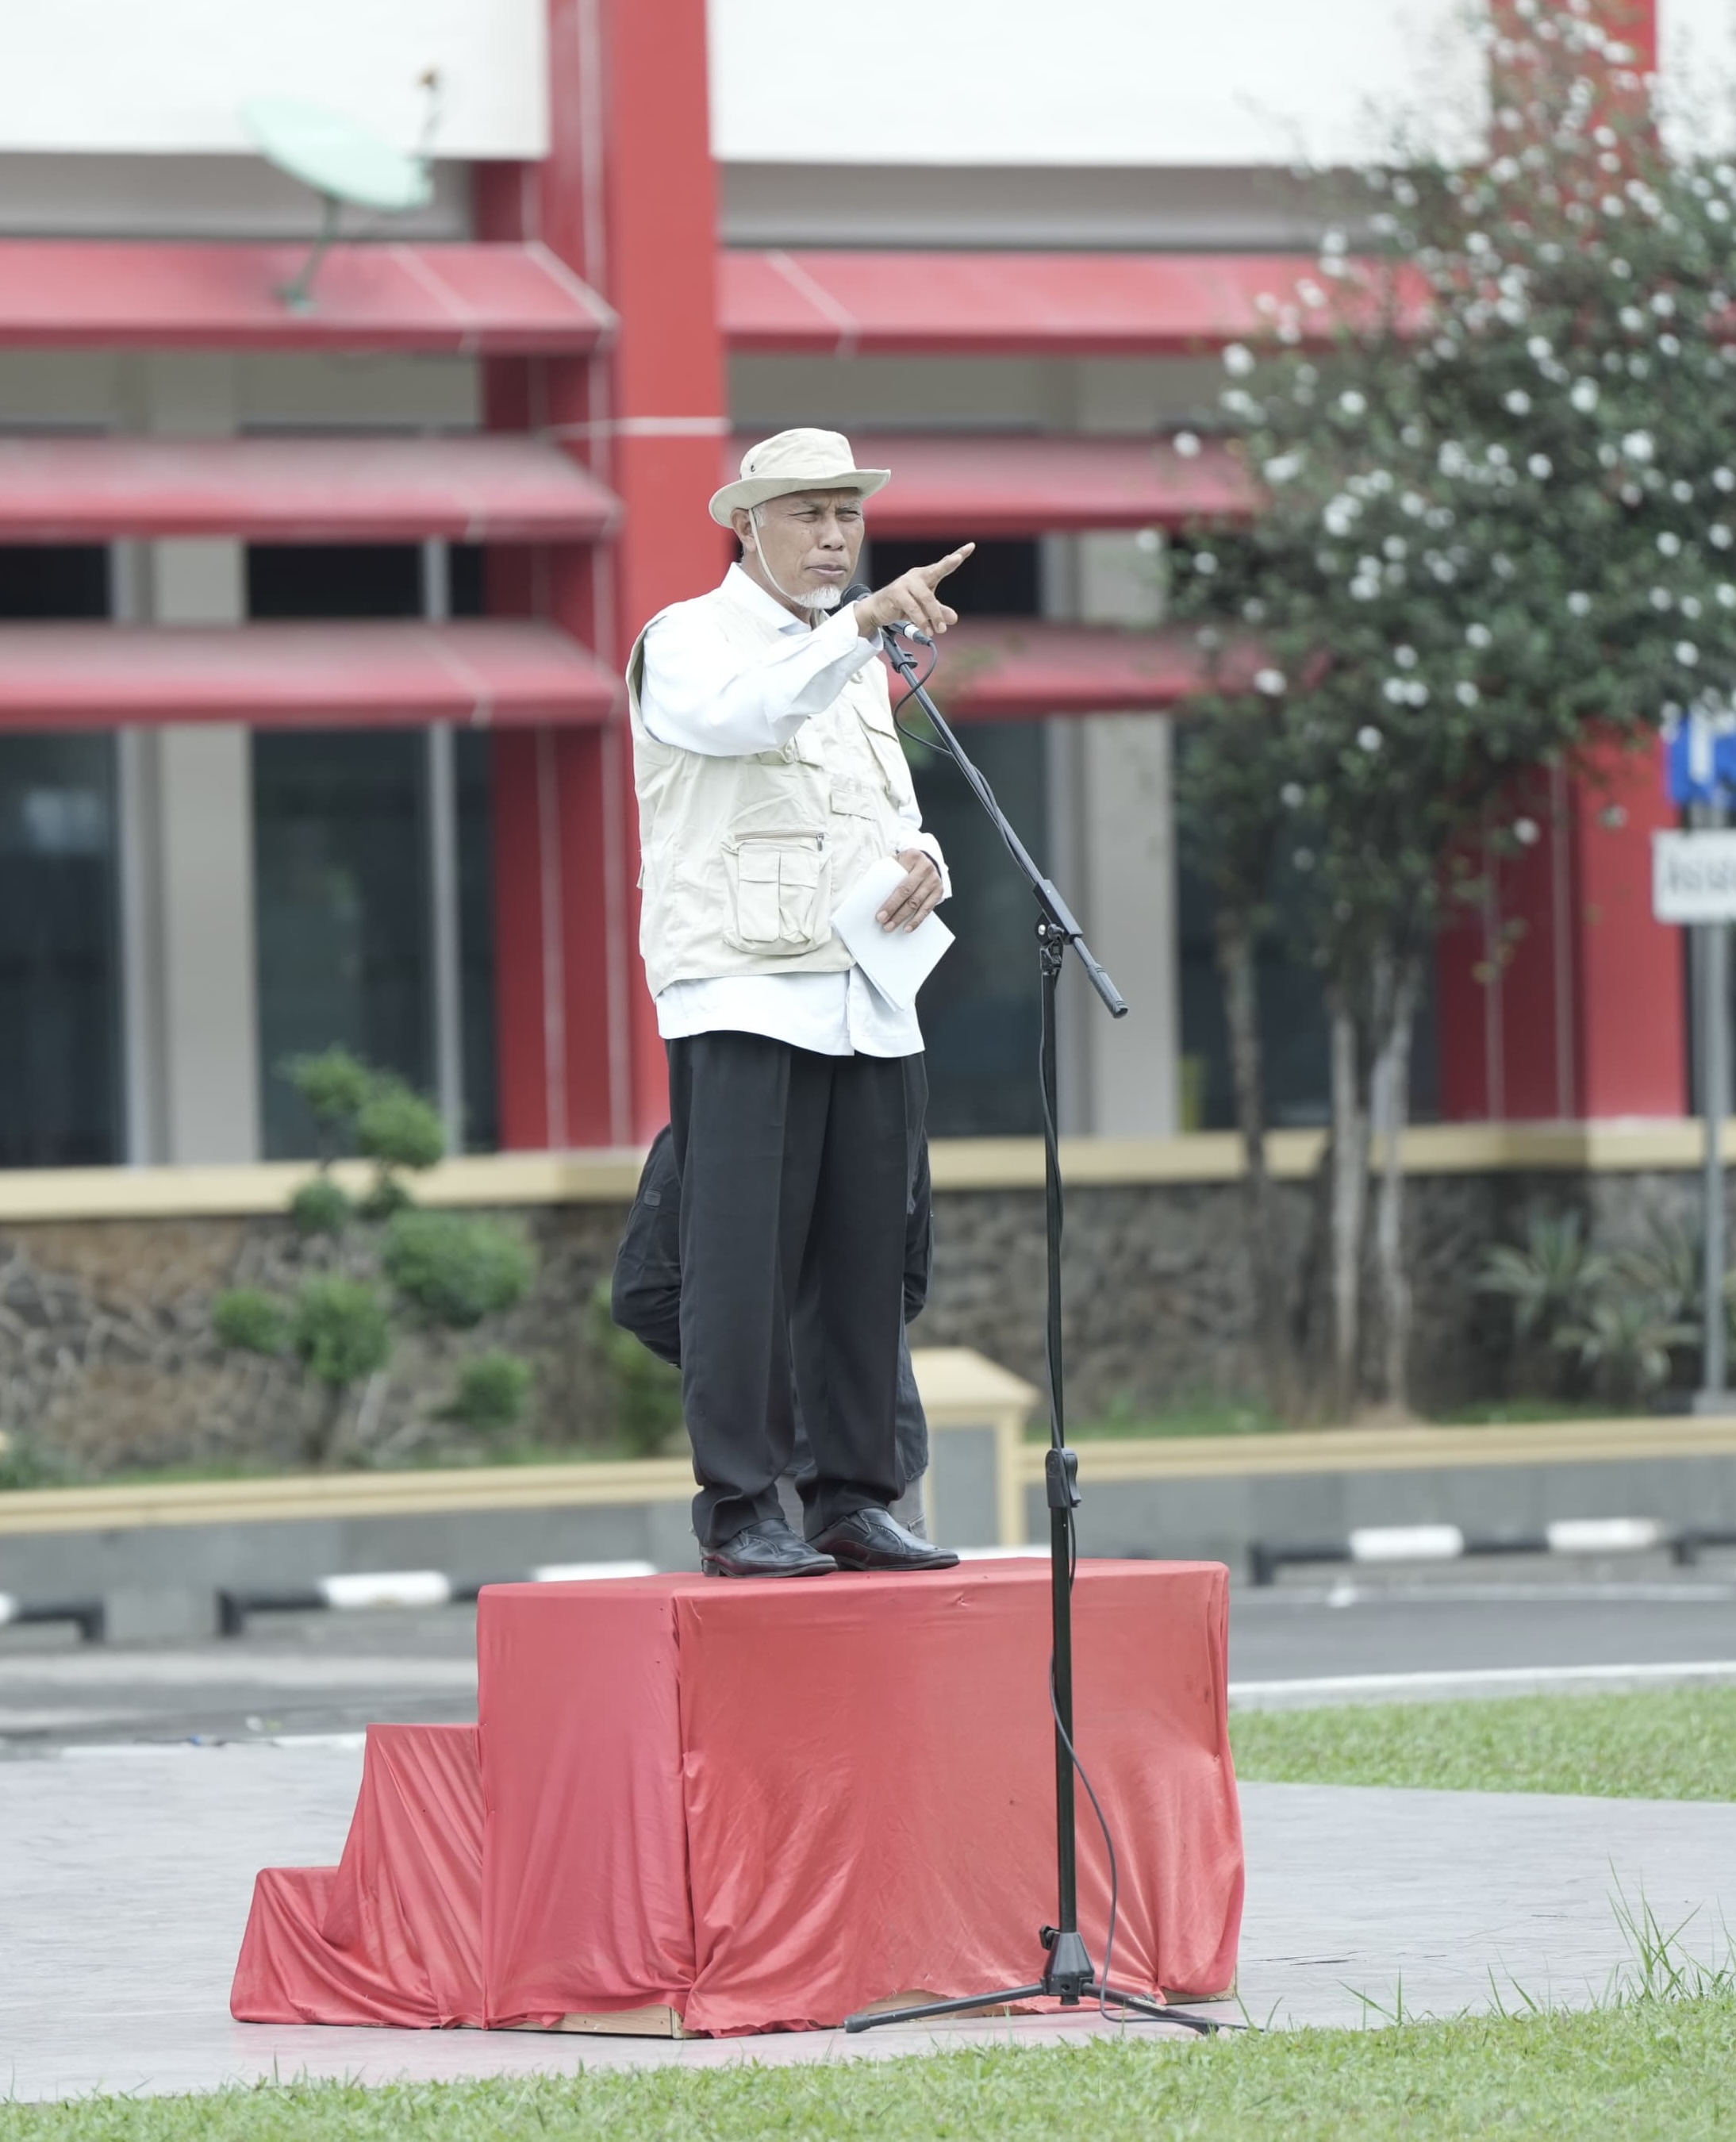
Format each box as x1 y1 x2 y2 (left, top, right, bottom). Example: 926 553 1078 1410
1174 2 1736 1415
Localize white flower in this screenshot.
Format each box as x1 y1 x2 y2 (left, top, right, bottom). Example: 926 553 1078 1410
1714 525 1734 549
1652 290 1676 317
1382 536 1408 561
1672 480 1694 504
1717 469 1736 494
1263 451 1304 485
1567 591 1592 616
1281 782 1305 807
1350 578 1380 601
1660 334 1681 357
1621 429 1655 463
1677 640 1700 665
1174 431 1202 459
1394 644 1418 669
1467 621 1493 648
1193 549 1218 575
1527 334 1553 360
1619 306 1646 332
1455 679 1481 706
1254 668 1287 695
1513 817 1541 846
1528 454 1553 479
1683 595 1703 620
1504 389 1532 414
1358 726 1385 752
1223 343 1254 378
1338 390 1368 417
1406 681 1430 706
1658 532 1683 556
1323 497 1358 537
1570 378 1600 412
1382 677 1408 702
1135 528 1162 553
1719 585 1736 609
1650 587 1673 610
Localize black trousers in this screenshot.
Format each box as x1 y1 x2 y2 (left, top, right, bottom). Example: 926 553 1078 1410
663 1032 926 1547
611 1122 932 1493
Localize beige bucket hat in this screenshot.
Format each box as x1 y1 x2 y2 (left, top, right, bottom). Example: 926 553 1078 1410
709 427 891 527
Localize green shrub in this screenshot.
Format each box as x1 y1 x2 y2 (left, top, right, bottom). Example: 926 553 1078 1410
382 1210 533 1329
440 1350 533 1432
214 1052 535 1467
290 1277 392 1389
289 1178 353 1238
213 1287 289 1357
356 1079 446 1172
286 1046 373 1129
588 1277 685 1458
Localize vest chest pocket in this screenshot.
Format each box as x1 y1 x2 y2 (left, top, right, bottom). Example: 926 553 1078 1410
723 832 832 955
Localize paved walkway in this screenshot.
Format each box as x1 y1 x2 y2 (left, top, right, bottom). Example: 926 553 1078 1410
4 1744 1735 2100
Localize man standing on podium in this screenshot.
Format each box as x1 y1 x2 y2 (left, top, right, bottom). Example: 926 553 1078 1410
625 428 970 1579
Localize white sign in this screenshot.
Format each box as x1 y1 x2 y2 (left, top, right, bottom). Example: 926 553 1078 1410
1653 829 1736 922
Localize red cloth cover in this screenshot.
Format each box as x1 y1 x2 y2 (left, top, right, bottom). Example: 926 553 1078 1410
232 1724 483 2027
233 1561 1242 2034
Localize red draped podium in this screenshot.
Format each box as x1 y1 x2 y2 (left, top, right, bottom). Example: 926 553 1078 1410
233 1560 1242 2035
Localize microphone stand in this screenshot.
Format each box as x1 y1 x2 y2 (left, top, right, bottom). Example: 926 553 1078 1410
842 610 1220 2039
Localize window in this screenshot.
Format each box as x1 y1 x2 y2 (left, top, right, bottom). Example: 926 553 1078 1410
866 537 1047 1136
0 735 122 1166
248 544 497 1157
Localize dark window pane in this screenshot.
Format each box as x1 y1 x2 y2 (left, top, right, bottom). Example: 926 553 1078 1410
457 729 498 1152
908 721 1048 1136
254 733 433 1157
0 735 121 1165
0 546 109 618
248 544 421 618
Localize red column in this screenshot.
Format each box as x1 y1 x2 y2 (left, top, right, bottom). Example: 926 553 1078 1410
1437 747 1686 1122
482 0 727 1148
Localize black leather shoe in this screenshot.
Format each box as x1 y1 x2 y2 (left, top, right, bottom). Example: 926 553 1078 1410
810 1507 961 1572
701 1518 838 1579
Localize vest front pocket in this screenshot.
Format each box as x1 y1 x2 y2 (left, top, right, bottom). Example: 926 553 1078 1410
723 833 832 954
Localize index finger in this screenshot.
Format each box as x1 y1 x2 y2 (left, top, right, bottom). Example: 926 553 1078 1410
918 543 976 587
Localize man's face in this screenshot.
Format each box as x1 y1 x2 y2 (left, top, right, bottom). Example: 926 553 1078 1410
733 490 866 614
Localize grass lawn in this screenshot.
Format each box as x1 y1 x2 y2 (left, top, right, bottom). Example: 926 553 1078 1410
6 2002 1736 2141
1232 1687 1736 1800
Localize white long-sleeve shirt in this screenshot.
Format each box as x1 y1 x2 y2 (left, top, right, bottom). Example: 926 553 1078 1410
639 565 949 1058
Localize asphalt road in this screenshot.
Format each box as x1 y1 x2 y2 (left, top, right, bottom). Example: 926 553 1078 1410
2 1557 1734 1753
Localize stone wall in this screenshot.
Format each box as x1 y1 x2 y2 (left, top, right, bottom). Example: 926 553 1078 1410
0 1163 1709 1480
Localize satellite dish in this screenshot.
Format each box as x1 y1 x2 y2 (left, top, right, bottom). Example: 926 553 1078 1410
242 76 440 311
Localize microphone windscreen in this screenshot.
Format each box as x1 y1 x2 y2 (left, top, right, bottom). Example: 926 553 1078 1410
841 583 872 605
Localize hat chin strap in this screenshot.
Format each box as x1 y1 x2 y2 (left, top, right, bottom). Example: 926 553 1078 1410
747 506 842 613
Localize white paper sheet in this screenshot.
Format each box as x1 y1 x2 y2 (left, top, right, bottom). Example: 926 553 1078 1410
832 855 954 1011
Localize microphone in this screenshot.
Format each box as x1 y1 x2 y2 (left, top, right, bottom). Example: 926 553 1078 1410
843 583 933 647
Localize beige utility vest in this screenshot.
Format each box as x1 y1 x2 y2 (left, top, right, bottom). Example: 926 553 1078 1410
627 579 919 998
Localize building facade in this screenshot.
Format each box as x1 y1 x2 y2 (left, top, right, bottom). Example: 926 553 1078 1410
0 0 1713 1172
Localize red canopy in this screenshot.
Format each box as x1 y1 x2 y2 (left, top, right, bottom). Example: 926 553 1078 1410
915 623 1255 720
0 621 620 729
773 432 1258 536
0 241 613 353
0 434 619 544
720 250 1424 357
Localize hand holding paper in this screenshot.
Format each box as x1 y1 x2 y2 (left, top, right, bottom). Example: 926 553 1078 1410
832 855 954 1011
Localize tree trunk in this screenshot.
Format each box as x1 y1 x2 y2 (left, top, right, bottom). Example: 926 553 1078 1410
1327 988 1369 1417
1371 960 1419 1416
1214 902 1291 1412
304 1380 350 1468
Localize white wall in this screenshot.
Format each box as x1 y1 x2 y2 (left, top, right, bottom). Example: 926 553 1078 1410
0 0 546 159
710 0 1482 167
